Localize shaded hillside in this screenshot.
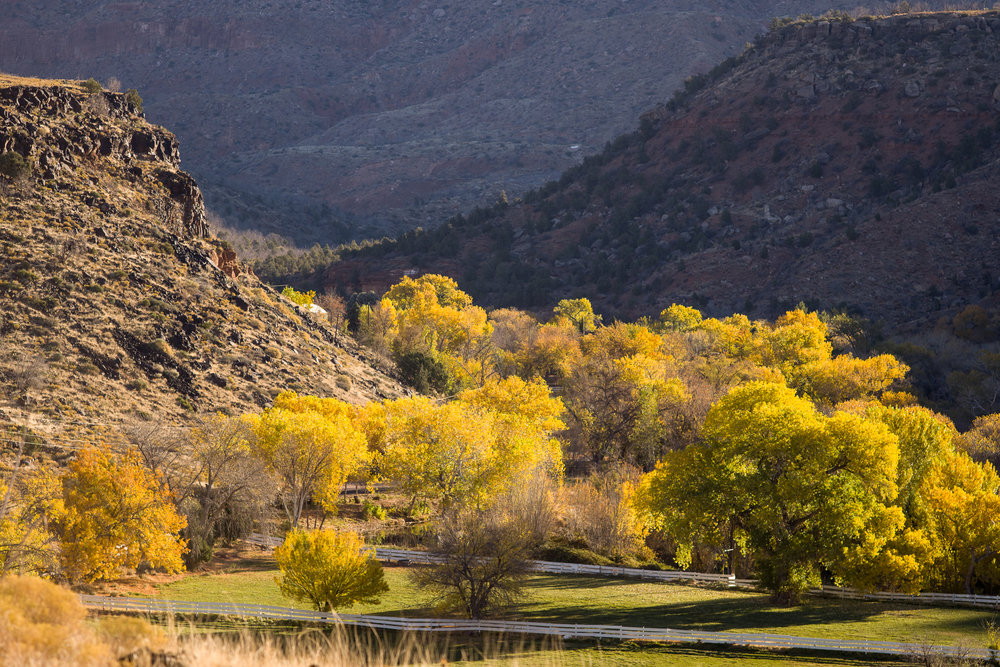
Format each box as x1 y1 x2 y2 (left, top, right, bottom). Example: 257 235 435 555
325 11 1000 330
0 0 924 243
0 75 406 443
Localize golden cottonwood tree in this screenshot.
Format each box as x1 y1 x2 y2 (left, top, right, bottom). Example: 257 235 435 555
0 464 62 576
375 396 499 511
275 529 388 611
553 298 602 333
457 376 565 481
638 382 902 603
512 319 582 381
384 274 495 389
59 446 186 582
959 413 1000 470
563 322 688 468
488 308 540 377
920 449 1000 594
248 396 369 527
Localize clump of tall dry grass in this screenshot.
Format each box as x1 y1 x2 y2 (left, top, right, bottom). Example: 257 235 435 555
1 574 562 666
174 625 562 666
0 574 165 666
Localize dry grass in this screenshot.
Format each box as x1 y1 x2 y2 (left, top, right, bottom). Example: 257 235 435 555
174 628 461 667
0 73 84 89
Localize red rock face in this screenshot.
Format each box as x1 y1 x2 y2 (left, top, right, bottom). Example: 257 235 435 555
0 0 886 243
324 12 1000 331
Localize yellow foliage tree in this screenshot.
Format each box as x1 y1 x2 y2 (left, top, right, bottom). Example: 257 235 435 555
513 319 582 381
920 449 1000 594
274 529 388 611
58 446 186 582
564 322 689 468
384 274 495 389
458 376 565 482
959 413 1000 470
796 353 908 406
657 303 703 333
247 400 370 527
376 397 499 511
281 286 316 307
0 465 62 576
553 297 602 333
638 382 902 603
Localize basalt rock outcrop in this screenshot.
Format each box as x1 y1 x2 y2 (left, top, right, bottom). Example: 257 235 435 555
0 75 406 446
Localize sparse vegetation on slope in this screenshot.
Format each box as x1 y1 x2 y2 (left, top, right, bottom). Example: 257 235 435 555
325 11 1000 333
0 75 406 444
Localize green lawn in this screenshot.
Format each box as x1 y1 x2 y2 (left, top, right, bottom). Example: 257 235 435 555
454 643 913 666
149 564 997 653
149 566 435 616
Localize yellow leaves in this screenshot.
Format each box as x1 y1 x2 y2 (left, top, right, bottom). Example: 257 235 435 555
553 297 601 333
647 381 907 598
513 320 582 381
562 465 648 558
385 274 472 311
824 411 899 502
795 353 909 405
373 379 566 511
657 303 703 333
281 286 315 306
919 449 1000 591
958 412 1000 465
583 322 665 361
458 376 565 435
377 397 499 510
274 529 388 611
0 464 64 577
272 390 358 422
754 309 832 372
380 274 494 390
248 399 370 523
59 446 186 582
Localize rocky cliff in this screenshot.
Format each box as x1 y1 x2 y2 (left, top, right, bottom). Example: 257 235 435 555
0 75 406 446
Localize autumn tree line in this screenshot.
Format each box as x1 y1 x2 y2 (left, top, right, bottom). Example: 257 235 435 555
2 273 1000 608
344 274 1000 602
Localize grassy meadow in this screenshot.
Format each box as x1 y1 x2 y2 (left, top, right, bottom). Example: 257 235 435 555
142 554 996 665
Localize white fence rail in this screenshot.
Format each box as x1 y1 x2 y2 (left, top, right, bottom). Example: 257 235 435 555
246 534 735 586
247 534 1000 610
813 585 1000 610
79 594 996 661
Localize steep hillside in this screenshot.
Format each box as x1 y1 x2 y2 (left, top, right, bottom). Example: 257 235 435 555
325 11 1000 330
0 0 928 243
0 75 406 444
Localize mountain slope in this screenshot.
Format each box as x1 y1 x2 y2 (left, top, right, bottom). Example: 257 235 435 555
0 75 406 442
324 11 1000 330
0 0 933 243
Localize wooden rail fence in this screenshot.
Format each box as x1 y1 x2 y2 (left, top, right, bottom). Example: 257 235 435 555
246 534 1000 609
79 594 997 662
246 534 736 586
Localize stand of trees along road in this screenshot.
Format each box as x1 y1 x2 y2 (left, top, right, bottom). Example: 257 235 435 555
3 274 1000 607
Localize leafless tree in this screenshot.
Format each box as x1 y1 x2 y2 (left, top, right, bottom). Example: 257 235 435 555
125 415 272 568
6 355 49 404
315 291 347 342
412 507 532 619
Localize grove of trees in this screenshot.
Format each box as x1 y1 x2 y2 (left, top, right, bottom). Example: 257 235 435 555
3 272 1000 610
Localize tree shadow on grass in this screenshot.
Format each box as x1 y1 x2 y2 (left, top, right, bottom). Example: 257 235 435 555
515 577 990 639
